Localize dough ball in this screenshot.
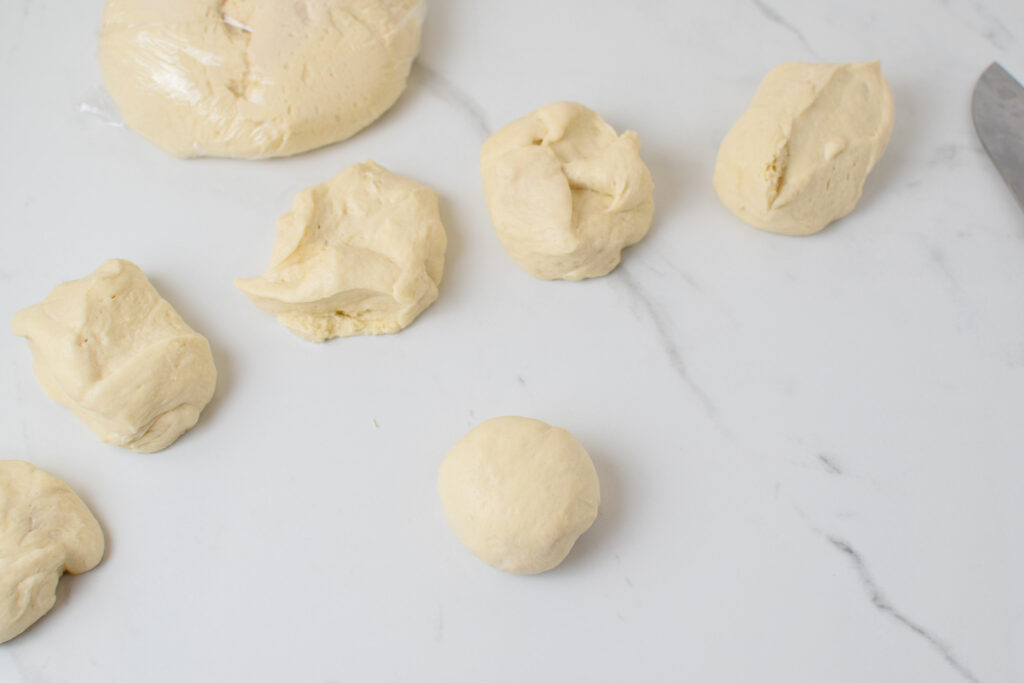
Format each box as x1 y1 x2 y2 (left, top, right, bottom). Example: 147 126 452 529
713 61 894 236
481 102 655 280
11 259 217 453
438 417 600 574
0 461 104 643
236 160 447 341
98 0 424 158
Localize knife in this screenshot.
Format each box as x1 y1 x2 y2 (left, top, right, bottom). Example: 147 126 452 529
972 63 1024 211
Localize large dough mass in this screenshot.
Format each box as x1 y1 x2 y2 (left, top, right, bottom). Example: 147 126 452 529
438 417 600 574
98 0 424 158
236 161 447 341
11 260 217 453
481 102 654 280
0 461 104 643
713 61 894 235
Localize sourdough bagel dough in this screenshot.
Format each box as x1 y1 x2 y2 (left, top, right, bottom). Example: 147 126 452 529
438 417 601 574
11 260 217 453
713 61 894 235
236 161 447 341
481 102 654 280
0 461 104 643
98 0 424 158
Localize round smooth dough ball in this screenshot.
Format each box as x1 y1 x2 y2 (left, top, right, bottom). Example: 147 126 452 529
0 461 104 643
438 417 600 574
98 0 424 158
713 61 894 235
235 160 447 341
481 102 655 280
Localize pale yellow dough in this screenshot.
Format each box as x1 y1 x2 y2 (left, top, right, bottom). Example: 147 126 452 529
481 102 655 280
236 161 447 341
438 417 600 575
11 260 217 453
0 461 104 643
98 0 424 158
713 61 894 235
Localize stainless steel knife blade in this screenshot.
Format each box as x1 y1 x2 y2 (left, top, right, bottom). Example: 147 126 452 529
972 63 1024 211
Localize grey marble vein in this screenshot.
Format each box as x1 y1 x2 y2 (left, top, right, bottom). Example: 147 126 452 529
613 552 635 588
434 606 444 643
928 144 959 167
416 62 492 139
673 268 702 292
927 246 962 292
750 0 820 59
614 267 718 420
822 532 982 683
657 257 703 292
926 144 982 169
818 453 842 475
967 0 1017 49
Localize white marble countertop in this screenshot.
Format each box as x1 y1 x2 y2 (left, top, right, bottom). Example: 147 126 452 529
1 1 1022 681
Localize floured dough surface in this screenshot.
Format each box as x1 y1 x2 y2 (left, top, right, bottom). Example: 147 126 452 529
98 0 424 158
0 460 104 643
11 259 217 453
438 417 600 575
481 102 655 280
713 61 894 235
236 160 447 341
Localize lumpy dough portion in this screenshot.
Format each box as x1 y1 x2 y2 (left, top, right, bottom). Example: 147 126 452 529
236 161 447 341
11 260 218 453
713 61 894 236
481 102 655 280
438 417 601 574
0 461 104 643
98 0 424 158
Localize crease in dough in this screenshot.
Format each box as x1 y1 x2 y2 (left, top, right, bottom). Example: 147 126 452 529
236 160 447 341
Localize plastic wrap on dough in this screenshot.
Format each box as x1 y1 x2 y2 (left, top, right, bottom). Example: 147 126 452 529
97 0 425 158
